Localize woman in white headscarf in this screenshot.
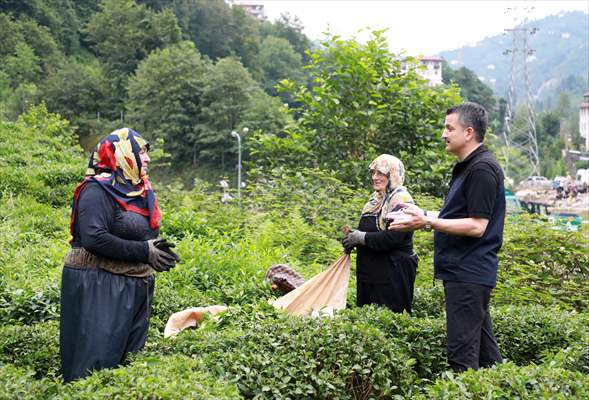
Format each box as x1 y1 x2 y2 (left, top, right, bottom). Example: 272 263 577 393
343 154 418 313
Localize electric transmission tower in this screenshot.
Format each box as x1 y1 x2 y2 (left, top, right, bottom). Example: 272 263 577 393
503 6 540 177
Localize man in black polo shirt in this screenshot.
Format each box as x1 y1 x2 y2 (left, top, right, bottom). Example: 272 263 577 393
387 102 504 372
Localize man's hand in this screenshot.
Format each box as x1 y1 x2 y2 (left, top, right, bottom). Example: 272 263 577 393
386 203 427 232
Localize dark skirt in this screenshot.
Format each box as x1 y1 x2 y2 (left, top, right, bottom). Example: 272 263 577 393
357 254 417 314
60 266 154 382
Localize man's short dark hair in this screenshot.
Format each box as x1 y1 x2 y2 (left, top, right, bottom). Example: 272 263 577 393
446 102 488 142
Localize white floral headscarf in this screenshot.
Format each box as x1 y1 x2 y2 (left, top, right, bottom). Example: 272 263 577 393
361 154 413 230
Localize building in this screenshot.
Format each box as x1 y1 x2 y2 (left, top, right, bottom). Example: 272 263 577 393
226 0 267 21
418 56 443 86
580 92 589 151
400 56 444 87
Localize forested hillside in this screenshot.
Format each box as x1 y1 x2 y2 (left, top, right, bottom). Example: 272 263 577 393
0 0 306 172
440 11 588 106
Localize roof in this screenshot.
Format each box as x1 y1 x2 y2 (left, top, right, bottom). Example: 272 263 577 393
420 56 444 62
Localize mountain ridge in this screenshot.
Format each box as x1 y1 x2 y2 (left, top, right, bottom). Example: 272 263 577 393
439 11 588 107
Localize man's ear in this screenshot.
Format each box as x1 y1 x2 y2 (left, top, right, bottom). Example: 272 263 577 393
465 126 475 142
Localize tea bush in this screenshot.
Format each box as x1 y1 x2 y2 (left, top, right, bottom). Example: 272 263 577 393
497 213 589 311
0 321 60 379
152 304 419 399
0 365 59 400
0 105 84 207
421 362 589 399
541 342 589 374
59 355 241 399
493 305 588 365
0 284 60 325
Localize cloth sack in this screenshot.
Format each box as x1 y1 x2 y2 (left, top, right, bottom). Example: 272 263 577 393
270 253 350 316
164 305 228 338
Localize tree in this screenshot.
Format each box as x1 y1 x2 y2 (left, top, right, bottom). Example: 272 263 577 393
257 36 302 96
40 57 114 135
85 0 181 95
260 13 311 61
170 0 260 68
253 30 461 195
0 0 81 54
442 62 497 125
199 57 258 166
126 41 210 166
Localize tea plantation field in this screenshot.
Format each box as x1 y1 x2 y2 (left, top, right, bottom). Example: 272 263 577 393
1 107 587 398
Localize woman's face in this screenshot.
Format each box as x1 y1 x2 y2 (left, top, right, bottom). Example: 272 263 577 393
371 169 389 192
139 148 150 178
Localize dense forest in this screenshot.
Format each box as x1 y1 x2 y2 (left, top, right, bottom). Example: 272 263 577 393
1 2 588 398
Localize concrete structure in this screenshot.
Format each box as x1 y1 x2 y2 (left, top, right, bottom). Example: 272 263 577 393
399 56 444 87
580 92 589 151
418 56 443 86
226 0 267 21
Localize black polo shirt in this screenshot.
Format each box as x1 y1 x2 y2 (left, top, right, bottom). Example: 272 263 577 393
434 145 505 288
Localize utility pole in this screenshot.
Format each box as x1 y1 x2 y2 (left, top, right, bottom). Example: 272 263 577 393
503 6 540 177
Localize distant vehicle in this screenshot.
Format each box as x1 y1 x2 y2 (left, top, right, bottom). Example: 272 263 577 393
552 176 568 189
577 169 589 185
576 169 589 193
519 176 551 189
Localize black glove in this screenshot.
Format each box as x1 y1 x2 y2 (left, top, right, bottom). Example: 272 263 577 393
342 230 366 252
147 238 177 272
155 238 181 262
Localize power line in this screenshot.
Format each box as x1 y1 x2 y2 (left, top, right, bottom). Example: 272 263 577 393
503 6 540 177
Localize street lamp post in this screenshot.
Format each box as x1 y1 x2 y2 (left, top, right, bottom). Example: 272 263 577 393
231 127 248 199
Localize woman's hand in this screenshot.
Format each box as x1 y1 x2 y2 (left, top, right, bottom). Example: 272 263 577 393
147 238 178 272
342 230 366 251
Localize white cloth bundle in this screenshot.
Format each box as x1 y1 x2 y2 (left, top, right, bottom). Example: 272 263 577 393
270 253 351 316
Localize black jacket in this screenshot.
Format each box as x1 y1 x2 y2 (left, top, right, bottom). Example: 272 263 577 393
71 182 158 263
356 214 415 283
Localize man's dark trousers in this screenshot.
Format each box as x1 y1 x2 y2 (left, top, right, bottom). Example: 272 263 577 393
444 281 502 372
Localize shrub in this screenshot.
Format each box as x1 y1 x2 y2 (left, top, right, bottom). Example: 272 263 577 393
493 305 588 365
59 355 240 400
0 105 84 207
0 321 60 379
152 304 419 399
421 362 589 399
541 342 589 374
0 284 60 325
411 285 445 319
497 214 589 311
0 365 58 400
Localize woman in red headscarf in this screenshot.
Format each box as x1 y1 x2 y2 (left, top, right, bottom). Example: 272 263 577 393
343 154 418 313
60 128 179 382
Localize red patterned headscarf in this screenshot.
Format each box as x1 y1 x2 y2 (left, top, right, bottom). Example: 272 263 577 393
70 128 161 238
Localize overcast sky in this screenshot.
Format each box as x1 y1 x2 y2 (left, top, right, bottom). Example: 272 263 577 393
258 0 589 55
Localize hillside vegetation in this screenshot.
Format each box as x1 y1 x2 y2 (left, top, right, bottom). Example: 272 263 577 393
1 106 587 399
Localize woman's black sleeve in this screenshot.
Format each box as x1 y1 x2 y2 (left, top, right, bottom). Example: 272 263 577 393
77 183 150 263
364 230 411 252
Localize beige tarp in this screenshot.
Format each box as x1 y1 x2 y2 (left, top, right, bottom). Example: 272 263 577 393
270 253 351 316
164 305 228 338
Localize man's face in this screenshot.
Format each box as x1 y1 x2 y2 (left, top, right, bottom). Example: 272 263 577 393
442 113 468 155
